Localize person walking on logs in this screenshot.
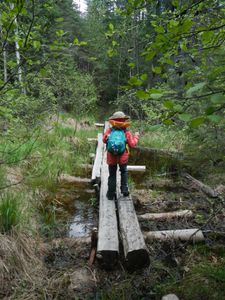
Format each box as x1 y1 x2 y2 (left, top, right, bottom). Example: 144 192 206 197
103 111 140 200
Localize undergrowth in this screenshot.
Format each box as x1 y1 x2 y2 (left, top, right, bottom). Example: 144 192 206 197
0 192 22 233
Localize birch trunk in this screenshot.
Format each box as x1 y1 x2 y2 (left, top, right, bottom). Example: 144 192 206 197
10 3 25 92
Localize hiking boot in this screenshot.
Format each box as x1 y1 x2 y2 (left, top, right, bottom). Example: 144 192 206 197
106 191 115 200
123 191 130 197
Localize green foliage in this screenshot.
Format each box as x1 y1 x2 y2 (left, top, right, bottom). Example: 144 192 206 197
0 192 22 233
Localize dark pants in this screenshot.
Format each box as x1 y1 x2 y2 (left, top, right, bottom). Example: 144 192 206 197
108 164 128 197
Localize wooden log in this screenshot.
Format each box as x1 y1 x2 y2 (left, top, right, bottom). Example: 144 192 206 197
80 164 93 170
117 171 150 270
144 229 205 242
95 123 104 127
89 153 95 159
91 133 104 184
139 210 193 221
97 122 119 266
58 174 91 187
182 172 218 198
127 165 146 172
81 164 146 172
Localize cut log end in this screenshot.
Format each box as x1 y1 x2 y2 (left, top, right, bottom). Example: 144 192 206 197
98 250 119 269
126 249 150 271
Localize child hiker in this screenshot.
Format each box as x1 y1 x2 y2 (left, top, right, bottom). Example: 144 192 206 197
103 111 140 200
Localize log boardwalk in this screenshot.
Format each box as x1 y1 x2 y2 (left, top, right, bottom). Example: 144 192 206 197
91 133 103 184
95 122 149 269
117 171 150 270
90 121 205 270
97 123 119 266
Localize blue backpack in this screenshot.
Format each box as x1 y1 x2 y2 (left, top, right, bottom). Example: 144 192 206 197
107 128 126 155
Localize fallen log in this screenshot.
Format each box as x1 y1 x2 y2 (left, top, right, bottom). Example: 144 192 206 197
91 133 104 184
182 172 218 198
134 146 183 159
87 138 98 142
58 174 91 187
139 210 193 221
117 171 150 270
144 229 205 242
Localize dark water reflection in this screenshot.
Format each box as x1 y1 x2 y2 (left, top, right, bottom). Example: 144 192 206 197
54 187 98 237
68 198 97 237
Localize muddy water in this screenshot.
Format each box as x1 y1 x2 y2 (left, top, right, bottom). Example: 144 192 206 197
68 197 97 237
53 186 98 237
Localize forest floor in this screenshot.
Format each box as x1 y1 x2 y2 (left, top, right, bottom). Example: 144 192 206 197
39 175 225 300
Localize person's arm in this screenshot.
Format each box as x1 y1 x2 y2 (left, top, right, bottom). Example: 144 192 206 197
103 128 111 143
126 131 140 148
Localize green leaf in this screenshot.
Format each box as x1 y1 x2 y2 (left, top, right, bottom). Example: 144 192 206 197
128 76 142 86
56 29 65 37
186 82 206 97
163 119 174 125
155 26 164 33
148 88 162 94
73 38 79 45
107 48 115 57
140 74 148 81
190 117 205 128
136 90 149 99
205 106 215 115
109 23 114 31
211 94 225 104
172 0 179 7
152 66 162 74
33 40 41 49
201 31 214 45
150 93 163 100
178 113 192 122
174 104 183 112
180 42 187 52
80 41 88 46
39 68 47 77
163 100 174 109
144 50 156 61
112 40 117 47
207 115 223 123
128 62 135 68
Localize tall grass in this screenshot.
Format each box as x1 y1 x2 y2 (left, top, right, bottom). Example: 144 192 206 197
25 124 98 191
0 192 22 233
132 122 189 152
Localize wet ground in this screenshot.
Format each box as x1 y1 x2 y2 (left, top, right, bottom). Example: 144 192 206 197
42 148 225 300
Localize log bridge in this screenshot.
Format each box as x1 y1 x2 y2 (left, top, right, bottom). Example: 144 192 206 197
91 122 150 270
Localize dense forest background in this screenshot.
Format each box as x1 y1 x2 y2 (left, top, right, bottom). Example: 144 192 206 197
1 0 224 164
0 0 225 299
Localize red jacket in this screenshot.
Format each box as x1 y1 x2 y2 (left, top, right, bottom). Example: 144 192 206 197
103 128 139 165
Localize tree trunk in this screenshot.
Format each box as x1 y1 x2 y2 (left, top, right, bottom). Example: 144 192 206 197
10 3 25 93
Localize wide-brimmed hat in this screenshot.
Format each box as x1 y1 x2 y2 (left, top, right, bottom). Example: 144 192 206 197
109 111 130 120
